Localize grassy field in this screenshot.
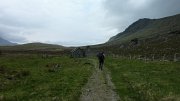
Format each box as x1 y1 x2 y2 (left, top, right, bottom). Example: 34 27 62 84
105 57 180 101
0 55 93 101
1 55 180 101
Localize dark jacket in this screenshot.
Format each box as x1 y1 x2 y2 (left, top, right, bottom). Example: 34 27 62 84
97 52 105 62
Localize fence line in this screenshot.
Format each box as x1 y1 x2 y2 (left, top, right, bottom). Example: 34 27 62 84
111 53 180 62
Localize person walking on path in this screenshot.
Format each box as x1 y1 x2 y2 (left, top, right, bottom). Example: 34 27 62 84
97 52 105 70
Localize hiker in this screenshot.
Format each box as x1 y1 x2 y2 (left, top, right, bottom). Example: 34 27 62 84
97 52 105 70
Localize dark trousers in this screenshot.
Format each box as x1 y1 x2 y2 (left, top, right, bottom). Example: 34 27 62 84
99 61 104 70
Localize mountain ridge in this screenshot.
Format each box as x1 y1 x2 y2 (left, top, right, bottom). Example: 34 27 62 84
108 14 180 44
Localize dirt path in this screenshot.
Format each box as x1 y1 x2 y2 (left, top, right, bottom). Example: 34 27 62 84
80 60 120 101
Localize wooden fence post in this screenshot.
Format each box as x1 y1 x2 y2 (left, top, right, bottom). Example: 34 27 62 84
129 54 132 60
133 55 136 59
144 55 147 62
138 55 141 60
112 54 115 58
152 54 155 61
174 53 178 62
162 54 166 61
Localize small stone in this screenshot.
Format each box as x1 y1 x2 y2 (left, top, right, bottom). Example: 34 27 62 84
52 96 58 101
30 92 37 96
86 89 91 92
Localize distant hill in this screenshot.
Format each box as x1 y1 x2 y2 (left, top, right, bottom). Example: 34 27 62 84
0 42 65 51
0 37 16 46
19 42 65 50
107 14 180 45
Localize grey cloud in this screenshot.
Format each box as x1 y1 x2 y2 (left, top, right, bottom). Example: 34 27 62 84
0 11 47 29
0 0 109 46
0 0 180 46
0 25 27 43
0 32 27 43
104 0 180 31
148 0 180 17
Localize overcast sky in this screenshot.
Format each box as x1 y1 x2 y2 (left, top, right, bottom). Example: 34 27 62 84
0 0 180 46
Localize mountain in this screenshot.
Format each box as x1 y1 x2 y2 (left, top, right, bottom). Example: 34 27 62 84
0 37 16 46
90 14 180 59
107 14 180 45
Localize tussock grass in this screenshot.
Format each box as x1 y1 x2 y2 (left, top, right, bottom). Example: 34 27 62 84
0 55 93 101
105 57 180 101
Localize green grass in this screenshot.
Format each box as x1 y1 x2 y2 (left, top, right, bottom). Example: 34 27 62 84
0 55 93 101
105 57 180 101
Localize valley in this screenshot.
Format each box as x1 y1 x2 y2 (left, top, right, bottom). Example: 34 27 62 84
0 14 180 101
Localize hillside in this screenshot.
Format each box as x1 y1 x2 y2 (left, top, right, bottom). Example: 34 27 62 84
0 42 71 55
0 42 65 51
0 37 16 46
108 14 180 44
89 14 180 60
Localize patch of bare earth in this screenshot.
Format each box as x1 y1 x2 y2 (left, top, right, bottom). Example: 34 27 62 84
80 60 120 101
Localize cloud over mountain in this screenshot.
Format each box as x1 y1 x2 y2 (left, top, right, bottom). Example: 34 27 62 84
0 0 180 46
